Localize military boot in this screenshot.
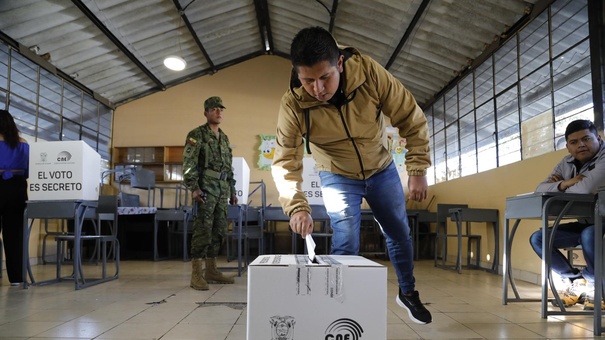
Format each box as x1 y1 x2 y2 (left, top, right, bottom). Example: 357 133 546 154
205 257 234 284
190 258 209 290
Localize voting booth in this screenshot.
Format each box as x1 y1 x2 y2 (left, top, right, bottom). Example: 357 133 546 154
29 141 101 201
247 254 387 339
302 157 324 205
232 157 250 204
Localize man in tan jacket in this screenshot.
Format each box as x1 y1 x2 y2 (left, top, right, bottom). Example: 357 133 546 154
271 26 432 324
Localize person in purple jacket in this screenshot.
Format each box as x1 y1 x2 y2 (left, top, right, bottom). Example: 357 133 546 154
529 119 605 310
0 109 29 286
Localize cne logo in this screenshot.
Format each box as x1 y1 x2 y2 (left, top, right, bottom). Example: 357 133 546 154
270 315 296 340
324 318 364 340
57 151 72 162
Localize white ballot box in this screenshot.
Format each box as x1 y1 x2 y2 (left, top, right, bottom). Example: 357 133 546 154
302 157 324 205
247 255 387 339
232 157 250 203
29 141 101 201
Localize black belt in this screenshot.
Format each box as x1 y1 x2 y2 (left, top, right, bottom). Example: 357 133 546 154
203 169 229 181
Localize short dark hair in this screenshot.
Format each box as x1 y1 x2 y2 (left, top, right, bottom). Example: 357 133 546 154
290 26 340 68
565 119 598 141
0 109 20 149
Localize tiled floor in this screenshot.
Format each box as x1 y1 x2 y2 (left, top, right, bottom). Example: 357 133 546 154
0 257 601 339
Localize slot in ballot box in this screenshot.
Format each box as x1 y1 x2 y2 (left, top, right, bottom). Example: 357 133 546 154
247 255 386 339
29 141 101 200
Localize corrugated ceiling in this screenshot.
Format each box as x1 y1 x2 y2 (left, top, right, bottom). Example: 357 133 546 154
0 0 544 108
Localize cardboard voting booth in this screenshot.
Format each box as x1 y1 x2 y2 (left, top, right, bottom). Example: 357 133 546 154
247 255 387 339
232 157 250 204
29 141 101 201
302 157 324 205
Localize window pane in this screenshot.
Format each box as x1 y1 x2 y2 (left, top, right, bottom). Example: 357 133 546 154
476 102 497 172
496 87 521 166
459 111 477 177
82 127 98 151
0 43 8 90
446 123 459 180
554 103 594 148
8 94 36 138
551 0 588 57
0 90 6 110
553 38 593 140
434 129 446 183
445 88 457 126
99 105 112 137
37 107 61 141
39 68 62 114
425 107 433 135
520 64 552 120
519 11 549 78
458 75 473 116
99 133 111 160
427 133 435 185
82 94 98 131
10 52 38 104
475 58 493 106
522 110 554 158
61 118 81 141
495 38 518 94
62 82 82 122
432 97 444 133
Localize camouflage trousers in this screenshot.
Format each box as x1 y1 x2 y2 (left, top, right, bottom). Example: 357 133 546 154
190 193 229 258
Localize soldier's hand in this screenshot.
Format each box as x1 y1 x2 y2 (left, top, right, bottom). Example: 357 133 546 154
192 189 206 203
229 195 238 205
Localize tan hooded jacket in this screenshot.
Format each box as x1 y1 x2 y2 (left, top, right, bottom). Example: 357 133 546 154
271 47 431 217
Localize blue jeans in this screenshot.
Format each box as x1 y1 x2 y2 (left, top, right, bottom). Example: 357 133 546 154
529 222 601 283
319 161 415 293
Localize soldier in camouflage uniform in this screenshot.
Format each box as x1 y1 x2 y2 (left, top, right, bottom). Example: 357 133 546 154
183 96 238 290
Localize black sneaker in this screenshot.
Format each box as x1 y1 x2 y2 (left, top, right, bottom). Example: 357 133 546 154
396 289 432 324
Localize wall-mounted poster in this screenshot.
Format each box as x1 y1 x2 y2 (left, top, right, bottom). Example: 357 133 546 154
386 126 406 172
258 134 276 170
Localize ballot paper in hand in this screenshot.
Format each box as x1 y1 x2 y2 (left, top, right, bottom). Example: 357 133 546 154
305 234 316 262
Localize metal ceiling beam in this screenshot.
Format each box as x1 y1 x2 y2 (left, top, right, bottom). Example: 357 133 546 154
172 0 215 72
328 0 339 34
385 0 431 70
116 51 266 106
588 0 604 131
253 0 274 53
70 0 166 91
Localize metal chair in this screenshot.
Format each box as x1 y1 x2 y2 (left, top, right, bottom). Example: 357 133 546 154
167 205 193 261
54 197 120 287
225 204 246 276
245 206 264 256
153 208 189 261
227 205 264 262
94 195 119 261
118 192 140 207
263 206 290 254
130 167 156 207
41 219 70 264
434 204 467 267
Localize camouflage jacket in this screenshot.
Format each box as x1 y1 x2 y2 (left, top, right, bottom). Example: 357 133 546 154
182 123 236 198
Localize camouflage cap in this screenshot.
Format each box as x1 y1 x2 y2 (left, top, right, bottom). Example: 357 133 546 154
204 96 226 110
